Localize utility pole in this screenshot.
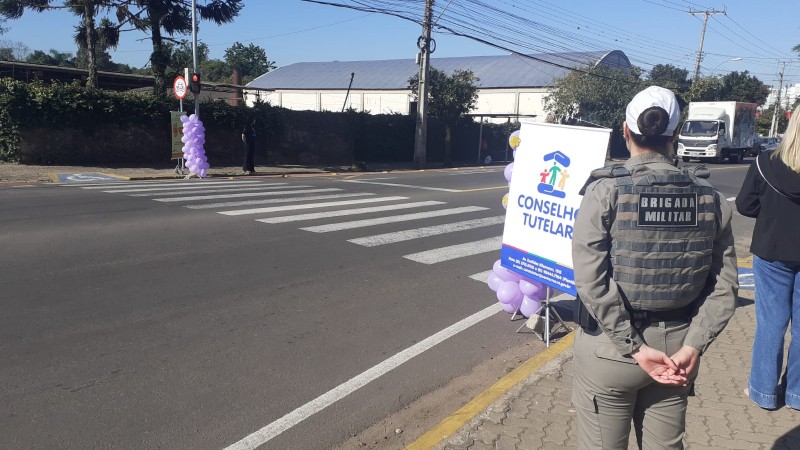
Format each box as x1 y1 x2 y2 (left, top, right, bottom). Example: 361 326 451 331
413 0 434 168
192 0 199 118
770 61 786 137
689 8 726 84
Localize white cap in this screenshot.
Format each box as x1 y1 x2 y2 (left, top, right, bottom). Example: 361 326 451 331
625 86 680 136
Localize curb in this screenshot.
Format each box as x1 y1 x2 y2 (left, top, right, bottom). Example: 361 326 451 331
405 332 575 450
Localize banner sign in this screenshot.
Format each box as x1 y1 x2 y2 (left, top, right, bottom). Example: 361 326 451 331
170 111 186 160
500 122 610 296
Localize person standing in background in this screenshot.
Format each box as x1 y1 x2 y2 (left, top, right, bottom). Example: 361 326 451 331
736 104 800 411
242 118 257 175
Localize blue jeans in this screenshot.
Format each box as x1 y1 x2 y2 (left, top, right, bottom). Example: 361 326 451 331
749 256 800 409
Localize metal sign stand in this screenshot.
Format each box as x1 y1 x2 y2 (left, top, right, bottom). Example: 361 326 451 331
516 286 572 347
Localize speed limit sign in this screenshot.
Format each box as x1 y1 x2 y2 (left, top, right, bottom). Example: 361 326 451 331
173 76 188 100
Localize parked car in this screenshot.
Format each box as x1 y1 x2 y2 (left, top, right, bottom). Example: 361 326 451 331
761 137 779 152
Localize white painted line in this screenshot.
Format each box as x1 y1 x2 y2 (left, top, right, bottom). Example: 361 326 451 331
726 196 736 201
468 270 493 283
341 179 460 192
349 216 505 247
186 193 374 210
403 236 503 264
257 201 445 224
300 206 488 233
129 185 308 197
106 183 289 194
80 181 261 189
223 303 503 450
218 196 410 216
154 188 341 202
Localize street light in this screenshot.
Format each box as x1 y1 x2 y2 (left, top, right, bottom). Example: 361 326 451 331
709 57 743 75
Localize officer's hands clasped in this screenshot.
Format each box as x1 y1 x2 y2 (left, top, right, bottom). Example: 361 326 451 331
631 344 695 386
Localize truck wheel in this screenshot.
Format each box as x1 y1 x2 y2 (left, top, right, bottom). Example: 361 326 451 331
682 156 691 162
728 154 740 164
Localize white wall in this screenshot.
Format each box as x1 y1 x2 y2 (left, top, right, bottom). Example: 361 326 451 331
244 87 552 120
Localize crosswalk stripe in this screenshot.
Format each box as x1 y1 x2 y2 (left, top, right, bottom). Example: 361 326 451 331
341 179 460 192
186 193 374 210
104 182 288 194
79 181 261 190
154 188 342 202
257 201 446 224
300 206 488 233
403 236 503 264
218 196 410 216
129 185 308 197
348 216 505 247
468 270 493 283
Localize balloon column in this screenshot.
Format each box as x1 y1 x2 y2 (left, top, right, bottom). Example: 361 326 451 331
180 114 210 178
488 129 547 317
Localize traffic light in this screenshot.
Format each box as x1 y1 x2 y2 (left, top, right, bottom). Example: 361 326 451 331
189 72 201 94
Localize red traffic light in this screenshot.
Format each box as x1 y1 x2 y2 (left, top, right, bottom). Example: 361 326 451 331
189 72 201 94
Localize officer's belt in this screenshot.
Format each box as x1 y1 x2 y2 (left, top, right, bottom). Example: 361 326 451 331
576 299 692 334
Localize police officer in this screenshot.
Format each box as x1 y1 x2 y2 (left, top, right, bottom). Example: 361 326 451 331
571 86 738 449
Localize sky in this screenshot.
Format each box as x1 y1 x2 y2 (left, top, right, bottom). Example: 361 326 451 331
3 0 800 89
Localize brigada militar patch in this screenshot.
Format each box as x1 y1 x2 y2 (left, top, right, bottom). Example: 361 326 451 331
638 193 698 227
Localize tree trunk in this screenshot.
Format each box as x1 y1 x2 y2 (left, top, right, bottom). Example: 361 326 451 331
83 4 97 89
149 17 168 97
444 123 453 166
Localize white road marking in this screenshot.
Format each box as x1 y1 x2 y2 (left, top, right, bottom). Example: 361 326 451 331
403 236 503 264
129 185 308 197
218 197 409 216
300 206 487 233
185 193 374 210
726 196 736 201
222 303 503 450
349 216 505 247
79 181 261 189
154 188 341 202
109 183 290 197
468 270 493 283
257 201 445 224
341 179 460 192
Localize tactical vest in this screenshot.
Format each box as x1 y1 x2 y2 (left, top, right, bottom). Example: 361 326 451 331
589 164 718 311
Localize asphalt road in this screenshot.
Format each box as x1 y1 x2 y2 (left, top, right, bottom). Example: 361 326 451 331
0 160 754 450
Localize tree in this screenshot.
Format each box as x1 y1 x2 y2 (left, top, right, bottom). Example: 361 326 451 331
121 0 243 96
647 64 690 93
166 40 209 78
0 39 29 60
409 68 479 165
224 41 275 84
544 65 643 157
688 76 723 102
71 3 121 88
719 71 769 105
25 49 75 66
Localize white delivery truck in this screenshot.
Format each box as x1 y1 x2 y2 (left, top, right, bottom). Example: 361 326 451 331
677 101 758 163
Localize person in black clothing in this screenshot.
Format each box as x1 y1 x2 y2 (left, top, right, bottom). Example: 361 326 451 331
736 104 800 410
242 118 257 175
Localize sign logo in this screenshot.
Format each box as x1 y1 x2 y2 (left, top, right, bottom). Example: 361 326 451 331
538 151 570 199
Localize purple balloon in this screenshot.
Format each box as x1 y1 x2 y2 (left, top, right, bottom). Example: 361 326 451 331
496 280 521 304
199 169 207 177
519 279 541 298
501 301 518 314
520 296 542 318
492 260 522 282
179 115 189 123
504 162 514 182
487 273 502 291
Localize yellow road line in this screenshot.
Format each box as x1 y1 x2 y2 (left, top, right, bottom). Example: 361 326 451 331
738 256 753 269
405 332 575 450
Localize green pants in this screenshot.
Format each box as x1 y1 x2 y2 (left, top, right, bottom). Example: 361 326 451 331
572 322 695 450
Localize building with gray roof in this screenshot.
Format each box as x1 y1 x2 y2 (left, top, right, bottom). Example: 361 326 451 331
245 50 631 120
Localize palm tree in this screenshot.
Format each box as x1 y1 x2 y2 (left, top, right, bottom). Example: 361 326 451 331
124 0 242 96
70 1 121 88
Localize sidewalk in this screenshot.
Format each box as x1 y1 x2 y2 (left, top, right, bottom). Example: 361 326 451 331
430 279 800 449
